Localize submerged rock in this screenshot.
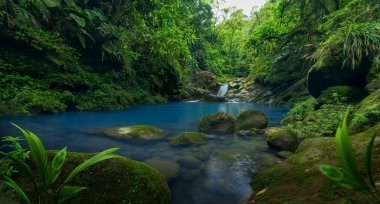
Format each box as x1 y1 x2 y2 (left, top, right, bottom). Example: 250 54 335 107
235 110 268 131
237 128 264 137
177 156 202 169
144 159 180 181
103 125 167 142
170 132 208 147
0 152 171 204
249 123 380 204
265 127 298 152
199 112 235 134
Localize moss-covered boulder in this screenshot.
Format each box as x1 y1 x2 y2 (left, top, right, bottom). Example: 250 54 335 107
349 89 380 134
249 123 380 204
276 151 294 159
144 159 180 181
0 152 171 204
235 110 268 131
317 86 363 106
103 125 167 142
237 128 264 137
265 127 298 152
170 132 208 147
198 112 235 134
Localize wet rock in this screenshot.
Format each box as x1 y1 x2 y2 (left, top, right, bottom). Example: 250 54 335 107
199 112 235 134
237 128 264 137
235 110 268 131
144 159 180 181
177 156 202 169
170 132 209 147
265 127 298 152
103 125 167 142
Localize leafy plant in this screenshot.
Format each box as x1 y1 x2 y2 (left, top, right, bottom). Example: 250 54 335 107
0 124 121 203
318 109 380 202
0 136 29 177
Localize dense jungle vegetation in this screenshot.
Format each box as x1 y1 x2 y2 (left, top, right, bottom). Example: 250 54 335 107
0 0 379 116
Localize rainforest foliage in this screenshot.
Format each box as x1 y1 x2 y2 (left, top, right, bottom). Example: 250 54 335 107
0 0 380 115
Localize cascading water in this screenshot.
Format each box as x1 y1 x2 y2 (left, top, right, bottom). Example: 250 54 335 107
217 83 229 97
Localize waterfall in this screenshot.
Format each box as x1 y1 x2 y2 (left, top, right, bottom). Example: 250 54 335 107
217 84 229 97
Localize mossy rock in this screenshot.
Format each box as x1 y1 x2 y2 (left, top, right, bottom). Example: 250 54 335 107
144 159 180 181
103 125 167 142
349 89 380 134
237 128 264 137
249 123 380 204
317 86 363 106
235 110 268 131
365 78 380 94
198 112 235 134
176 156 202 169
265 127 298 152
0 152 171 204
170 132 208 147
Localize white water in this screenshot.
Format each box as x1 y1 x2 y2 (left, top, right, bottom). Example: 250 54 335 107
217 84 229 97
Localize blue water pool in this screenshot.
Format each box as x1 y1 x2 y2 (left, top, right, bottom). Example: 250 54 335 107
0 102 288 204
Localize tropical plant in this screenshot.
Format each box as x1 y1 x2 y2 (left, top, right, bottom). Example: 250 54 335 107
0 136 29 177
312 23 380 69
318 109 380 202
0 124 121 204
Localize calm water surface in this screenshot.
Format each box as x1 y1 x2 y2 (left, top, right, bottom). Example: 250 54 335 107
0 102 288 204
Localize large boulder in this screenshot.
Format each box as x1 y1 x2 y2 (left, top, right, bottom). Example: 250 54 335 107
349 89 380 134
307 54 371 98
170 132 208 147
235 110 268 131
264 127 299 152
0 152 171 204
102 125 167 142
198 112 235 134
249 123 380 204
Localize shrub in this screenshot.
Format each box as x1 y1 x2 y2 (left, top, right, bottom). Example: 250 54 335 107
317 86 363 106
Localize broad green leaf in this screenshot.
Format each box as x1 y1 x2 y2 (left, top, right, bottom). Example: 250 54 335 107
318 164 343 182
59 186 87 203
12 124 49 188
1 176 31 204
48 147 67 187
62 148 120 187
44 0 60 7
334 109 368 190
77 33 86 48
365 130 378 190
70 13 86 27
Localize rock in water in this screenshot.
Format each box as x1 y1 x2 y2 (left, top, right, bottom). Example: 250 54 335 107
144 159 180 181
103 125 167 142
235 110 268 131
265 127 299 152
170 132 208 147
176 156 202 169
198 112 235 134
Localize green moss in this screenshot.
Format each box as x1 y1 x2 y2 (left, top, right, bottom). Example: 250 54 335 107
349 89 380 133
235 110 268 131
170 132 208 147
198 112 235 134
103 125 167 142
265 127 298 152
